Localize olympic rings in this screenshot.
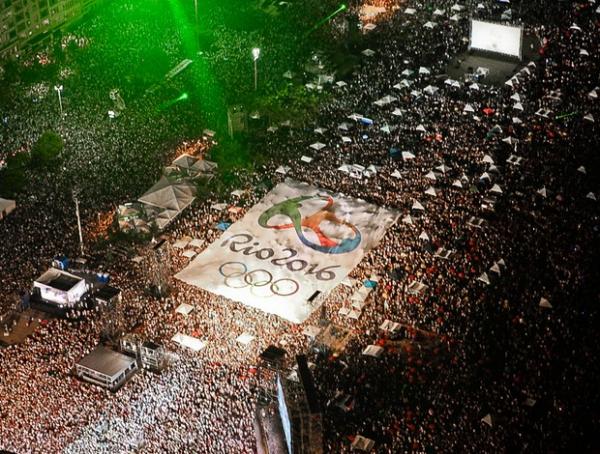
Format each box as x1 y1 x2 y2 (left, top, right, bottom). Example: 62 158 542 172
218 262 299 297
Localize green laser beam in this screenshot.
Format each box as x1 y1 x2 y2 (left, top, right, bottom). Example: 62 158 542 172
555 111 578 120
304 3 347 37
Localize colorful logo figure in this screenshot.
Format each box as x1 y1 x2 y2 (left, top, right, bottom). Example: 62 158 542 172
258 194 361 254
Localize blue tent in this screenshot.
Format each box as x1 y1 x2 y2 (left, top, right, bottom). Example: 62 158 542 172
364 279 378 289
217 221 231 231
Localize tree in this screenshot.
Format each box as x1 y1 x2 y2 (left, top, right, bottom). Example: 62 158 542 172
30 131 63 167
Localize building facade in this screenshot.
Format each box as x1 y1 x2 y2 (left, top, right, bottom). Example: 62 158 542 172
0 0 98 59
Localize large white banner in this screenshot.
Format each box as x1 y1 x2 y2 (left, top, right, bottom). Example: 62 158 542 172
470 20 522 59
176 180 398 323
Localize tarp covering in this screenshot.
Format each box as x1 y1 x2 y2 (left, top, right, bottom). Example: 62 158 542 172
176 179 397 323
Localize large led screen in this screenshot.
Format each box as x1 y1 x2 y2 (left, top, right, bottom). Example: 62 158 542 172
470 20 522 59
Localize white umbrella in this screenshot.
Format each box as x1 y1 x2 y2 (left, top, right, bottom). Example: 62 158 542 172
463 104 475 113
580 49 589 56
410 89 422 98
348 113 362 121
450 14 460 21
469 83 480 91
482 154 494 164
310 142 326 150
539 297 552 309
452 179 463 188
512 117 523 124
402 215 414 224
267 126 278 133
392 108 403 116
338 164 350 173
436 163 450 173
513 102 524 111
510 93 521 102
402 151 416 160
586 192 596 201
314 127 327 134
569 23 581 31
577 166 586 174
283 70 293 79
338 122 350 130
502 136 519 145
341 136 352 143
336 80 348 87
480 172 491 181
276 165 290 175
415 124 426 132
362 49 376 57
391 169 402 179
419 231 430 241
424 21 436 29
433 9 445 16
588 89 598 100
584 113 595 122
537 187 547 198
405 7 416 15
380 124 391 134
451 3 465 12
401 69 414 77
418 66 431 75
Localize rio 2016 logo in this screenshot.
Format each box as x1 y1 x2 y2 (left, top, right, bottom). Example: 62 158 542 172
258 194 361 254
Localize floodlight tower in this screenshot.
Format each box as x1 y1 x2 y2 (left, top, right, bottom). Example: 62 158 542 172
252 48 261 91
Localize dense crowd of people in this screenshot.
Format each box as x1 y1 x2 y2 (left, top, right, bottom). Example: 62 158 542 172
1 0 599 452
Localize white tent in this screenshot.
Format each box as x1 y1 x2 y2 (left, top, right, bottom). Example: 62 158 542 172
490 184 503 194
424 85 439 95
352 435 375 451
436 163 450 173
425 186 437 197
425 171 437 181
362 345 384 357
0 198 16 220
477 272 491 285
139 177 196 213
175 303 194 316
481 414 493 427
412 200 425 211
